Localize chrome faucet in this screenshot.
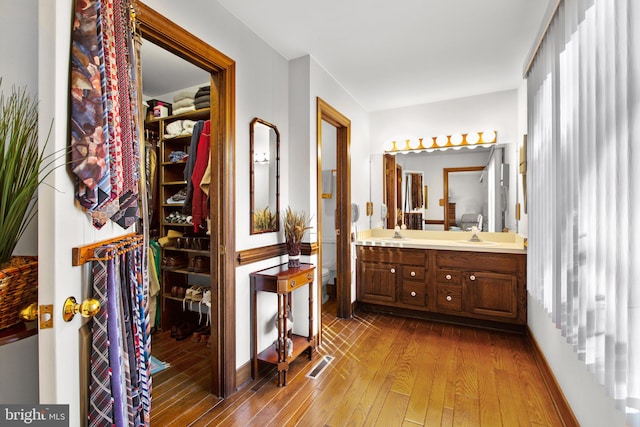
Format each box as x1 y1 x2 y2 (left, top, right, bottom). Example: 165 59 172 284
468 226 482 242
392 225 404 239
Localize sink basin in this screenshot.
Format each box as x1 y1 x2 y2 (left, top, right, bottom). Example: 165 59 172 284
451 240 499 246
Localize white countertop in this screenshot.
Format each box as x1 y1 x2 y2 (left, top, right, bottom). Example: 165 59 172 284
356 229 527 254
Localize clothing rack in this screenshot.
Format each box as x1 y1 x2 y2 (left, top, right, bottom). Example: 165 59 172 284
72 233 144 266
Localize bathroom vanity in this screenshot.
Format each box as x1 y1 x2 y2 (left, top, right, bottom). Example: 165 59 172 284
356 230 527 331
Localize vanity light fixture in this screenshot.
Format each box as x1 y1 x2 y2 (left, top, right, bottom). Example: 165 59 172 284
384 130 497 153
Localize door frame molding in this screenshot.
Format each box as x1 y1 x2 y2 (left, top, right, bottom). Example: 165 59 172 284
316 98 351 330
135 2 237 397
443 166 484 231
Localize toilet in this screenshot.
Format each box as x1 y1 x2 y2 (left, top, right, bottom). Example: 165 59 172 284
321 268 331 304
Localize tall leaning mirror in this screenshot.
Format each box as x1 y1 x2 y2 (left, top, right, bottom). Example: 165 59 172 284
250 118 280 234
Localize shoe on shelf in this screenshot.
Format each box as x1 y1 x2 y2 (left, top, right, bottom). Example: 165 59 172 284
193 256 210 273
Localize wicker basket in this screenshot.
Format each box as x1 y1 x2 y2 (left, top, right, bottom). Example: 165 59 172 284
0 256 38 330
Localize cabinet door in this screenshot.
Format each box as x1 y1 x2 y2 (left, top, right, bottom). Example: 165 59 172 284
358 261 397 303
464 271 518 319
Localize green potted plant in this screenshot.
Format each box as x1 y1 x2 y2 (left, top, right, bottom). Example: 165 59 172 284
283 206 311 268
0 79 54 330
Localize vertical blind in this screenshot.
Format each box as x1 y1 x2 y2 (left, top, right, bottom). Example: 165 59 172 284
527 0 639 424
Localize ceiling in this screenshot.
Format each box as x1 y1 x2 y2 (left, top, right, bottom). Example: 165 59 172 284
141 0 550 112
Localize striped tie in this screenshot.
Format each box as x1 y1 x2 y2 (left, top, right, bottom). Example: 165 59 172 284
88 246 114 426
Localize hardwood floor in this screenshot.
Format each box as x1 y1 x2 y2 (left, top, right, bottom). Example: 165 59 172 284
150 298 567 426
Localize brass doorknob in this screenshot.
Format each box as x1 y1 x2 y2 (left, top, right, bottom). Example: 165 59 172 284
19 303 39 322
63 297 100 322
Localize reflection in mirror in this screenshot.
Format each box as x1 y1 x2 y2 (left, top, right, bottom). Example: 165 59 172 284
403 171 424 211
384 146 508 232
250 118 280 234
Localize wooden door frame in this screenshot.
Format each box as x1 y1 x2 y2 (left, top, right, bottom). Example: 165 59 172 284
383 154 396 229
135 2 236 397
316 98 351 331
443 166 484 230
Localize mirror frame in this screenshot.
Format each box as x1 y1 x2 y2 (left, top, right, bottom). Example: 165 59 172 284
249 117 280 234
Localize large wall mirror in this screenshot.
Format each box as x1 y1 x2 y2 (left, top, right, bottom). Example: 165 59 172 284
250 118 280 234
383 146 508 232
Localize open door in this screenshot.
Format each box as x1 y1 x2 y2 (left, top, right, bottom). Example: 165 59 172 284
316 98 351 343
37 2 236 425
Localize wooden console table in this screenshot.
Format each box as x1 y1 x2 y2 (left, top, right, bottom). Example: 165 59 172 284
250 263 316 386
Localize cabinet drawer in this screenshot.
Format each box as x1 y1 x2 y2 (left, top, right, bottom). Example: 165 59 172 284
403 266 425 280
358 246 426 266
436 251 519 274
285 270 314 292
436 269 460 284
436 285 462 312
402 282 426 306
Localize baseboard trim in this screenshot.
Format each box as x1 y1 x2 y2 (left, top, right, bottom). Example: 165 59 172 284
236 360 252 390
526 327 580 427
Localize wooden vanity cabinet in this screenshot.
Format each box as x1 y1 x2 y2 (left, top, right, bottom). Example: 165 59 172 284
435 251 526 325
356 245 527 330
356 246 428 308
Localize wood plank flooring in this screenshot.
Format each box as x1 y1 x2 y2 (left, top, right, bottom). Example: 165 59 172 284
150 298 566 426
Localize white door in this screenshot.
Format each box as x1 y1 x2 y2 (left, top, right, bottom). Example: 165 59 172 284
37 1 132 425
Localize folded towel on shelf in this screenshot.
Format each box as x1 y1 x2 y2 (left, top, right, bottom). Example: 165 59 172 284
172 98 195 110
194 101 210 110
194 94 210 104
195 86 210 97
173 91 196 102
172 105 196 116
165 120 184 136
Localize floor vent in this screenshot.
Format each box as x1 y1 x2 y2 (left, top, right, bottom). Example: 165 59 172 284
306 355 334 379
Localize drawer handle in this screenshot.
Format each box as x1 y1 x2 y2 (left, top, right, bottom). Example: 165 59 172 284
446 295 452 302
290 280 296 287
410 271 416 277
390 268 396 274
307 273 313 280
446 274 452 280
410 291 416 297
469 275 476 281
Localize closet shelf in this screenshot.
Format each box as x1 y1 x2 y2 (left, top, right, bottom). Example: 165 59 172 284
162 180 188 186
161 266 211 277
163 247 210 255
161 222 191 228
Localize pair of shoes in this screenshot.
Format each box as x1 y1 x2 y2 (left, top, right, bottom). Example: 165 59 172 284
191 325 210 343
166 188 187 204
162 254 188 269
192 256 210 273
170 285 188 298
171 320 188 338
183 285 208 312
186 285 204 302
175 321 195 341
165 211 192 224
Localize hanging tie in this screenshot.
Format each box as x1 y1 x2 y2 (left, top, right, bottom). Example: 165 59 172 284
88 246 114 426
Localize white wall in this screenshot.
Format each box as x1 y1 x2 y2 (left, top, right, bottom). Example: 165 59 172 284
288 55 371 326
2 0 39 256
0 0 39 404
